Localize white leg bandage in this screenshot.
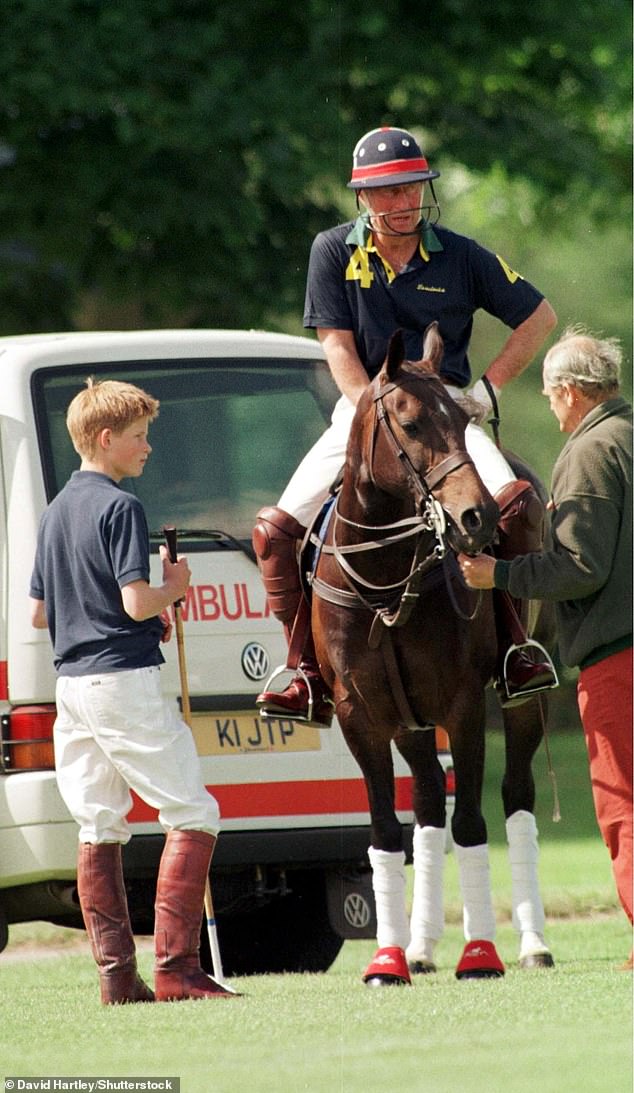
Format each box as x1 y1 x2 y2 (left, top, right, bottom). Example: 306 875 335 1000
368 846 410 951
406 825 446 964
454 842 496 941
506 810 550 958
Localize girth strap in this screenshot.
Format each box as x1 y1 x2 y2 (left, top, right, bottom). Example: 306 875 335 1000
378 627 434 733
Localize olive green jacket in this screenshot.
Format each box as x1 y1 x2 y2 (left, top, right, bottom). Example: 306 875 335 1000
494 397 632 668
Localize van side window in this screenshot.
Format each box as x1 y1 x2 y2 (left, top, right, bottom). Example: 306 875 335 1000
32 357 336 541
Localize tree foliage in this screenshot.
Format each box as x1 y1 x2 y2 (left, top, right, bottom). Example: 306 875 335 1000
0 0 630 332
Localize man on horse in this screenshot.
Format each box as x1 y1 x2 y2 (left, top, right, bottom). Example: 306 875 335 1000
253 125 558 727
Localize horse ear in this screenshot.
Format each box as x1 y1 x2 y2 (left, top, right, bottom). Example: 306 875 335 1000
384 329 405 382
422 321 443 374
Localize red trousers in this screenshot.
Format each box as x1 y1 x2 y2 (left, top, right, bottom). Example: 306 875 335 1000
577 646 633 924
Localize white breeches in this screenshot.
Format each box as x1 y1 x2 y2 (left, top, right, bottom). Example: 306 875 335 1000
54 666 220 844
278 392 515 527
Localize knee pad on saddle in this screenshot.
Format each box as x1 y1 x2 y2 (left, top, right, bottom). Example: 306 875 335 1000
494 480 545 560
252 506 306 625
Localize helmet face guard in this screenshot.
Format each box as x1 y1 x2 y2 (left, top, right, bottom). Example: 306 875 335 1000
356 189 441 236
348 127 440 190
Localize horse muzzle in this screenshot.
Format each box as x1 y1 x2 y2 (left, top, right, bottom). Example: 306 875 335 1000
444 499 499 555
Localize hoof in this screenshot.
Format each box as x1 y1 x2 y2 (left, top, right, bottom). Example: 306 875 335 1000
455 940 505 980
519 951 555 970
408 959 437 975
363 946 411 987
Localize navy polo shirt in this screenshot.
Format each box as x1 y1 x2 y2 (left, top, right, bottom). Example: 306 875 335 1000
304 218 544 386
30 470 165 675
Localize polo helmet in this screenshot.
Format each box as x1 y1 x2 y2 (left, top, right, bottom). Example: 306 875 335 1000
347 127 440 190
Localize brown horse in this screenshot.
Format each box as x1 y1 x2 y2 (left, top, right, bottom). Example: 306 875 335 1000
310 324 555 982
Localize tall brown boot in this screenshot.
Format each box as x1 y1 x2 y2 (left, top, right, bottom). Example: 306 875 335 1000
252 506 334 727
77 842 154 1005
154 830 236 1001
493 481 558 707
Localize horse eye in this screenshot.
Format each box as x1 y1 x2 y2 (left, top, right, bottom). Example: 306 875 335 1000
401 420 419 438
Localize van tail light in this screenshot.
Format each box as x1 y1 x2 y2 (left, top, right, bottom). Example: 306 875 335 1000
1 705 56 772
435 725 455 796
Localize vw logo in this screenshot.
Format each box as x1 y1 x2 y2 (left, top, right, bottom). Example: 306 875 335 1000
343 891 372 930
241 643 270 682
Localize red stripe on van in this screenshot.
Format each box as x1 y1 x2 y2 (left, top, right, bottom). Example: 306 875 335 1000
127 776 413 823
0 661 7 700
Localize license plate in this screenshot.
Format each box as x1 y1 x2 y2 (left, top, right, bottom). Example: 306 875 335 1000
190 712 322 755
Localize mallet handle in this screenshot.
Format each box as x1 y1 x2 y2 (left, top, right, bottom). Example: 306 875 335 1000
162 525 227 986
163 525 191 726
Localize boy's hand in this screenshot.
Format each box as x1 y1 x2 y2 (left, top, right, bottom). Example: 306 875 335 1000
159 544 191 602
159 609 173 643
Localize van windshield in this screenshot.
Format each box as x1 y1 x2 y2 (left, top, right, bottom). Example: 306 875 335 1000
32 354 337 543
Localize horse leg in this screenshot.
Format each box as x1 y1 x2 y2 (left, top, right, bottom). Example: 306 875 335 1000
407 825 446 973
367 847 410 958
343 714 411 986
449 700 505 979
502 698 554 969
395 727 446 973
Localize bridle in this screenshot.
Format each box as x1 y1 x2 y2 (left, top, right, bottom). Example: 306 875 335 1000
369 375 474 506
312 373 482 628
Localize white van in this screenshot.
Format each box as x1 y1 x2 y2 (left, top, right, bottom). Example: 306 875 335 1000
0 329 453 974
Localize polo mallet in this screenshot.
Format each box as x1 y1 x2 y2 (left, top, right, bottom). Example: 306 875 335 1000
163 525 228 985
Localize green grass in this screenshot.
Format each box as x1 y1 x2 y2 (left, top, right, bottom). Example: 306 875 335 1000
1 695 631 1092
1 919 631 1093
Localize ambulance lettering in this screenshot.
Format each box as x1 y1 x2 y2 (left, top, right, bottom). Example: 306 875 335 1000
175 583 269 623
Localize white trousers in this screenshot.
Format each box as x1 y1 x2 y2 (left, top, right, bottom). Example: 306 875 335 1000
278 392 515 527
54 666 220 844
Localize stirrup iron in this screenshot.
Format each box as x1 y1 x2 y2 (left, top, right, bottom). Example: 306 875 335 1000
258 663 316 724
501 639 559 703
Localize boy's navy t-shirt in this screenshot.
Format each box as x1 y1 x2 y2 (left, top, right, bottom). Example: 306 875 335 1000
30 470 164 675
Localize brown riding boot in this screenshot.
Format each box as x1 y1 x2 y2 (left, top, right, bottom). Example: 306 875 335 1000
77 842 155 1005
252 506 334 728
493 480 558 707
154 830 235 1001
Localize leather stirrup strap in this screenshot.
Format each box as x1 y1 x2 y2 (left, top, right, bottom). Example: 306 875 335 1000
287 595 312 671
496 589 529 646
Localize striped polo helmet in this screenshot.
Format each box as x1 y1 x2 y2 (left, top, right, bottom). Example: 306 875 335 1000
347 127 440 190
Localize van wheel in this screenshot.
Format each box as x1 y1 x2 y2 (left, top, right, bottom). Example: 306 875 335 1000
0 906 8 953
202 870 343 976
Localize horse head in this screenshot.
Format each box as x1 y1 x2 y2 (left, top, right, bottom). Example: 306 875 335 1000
360 324 499 555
